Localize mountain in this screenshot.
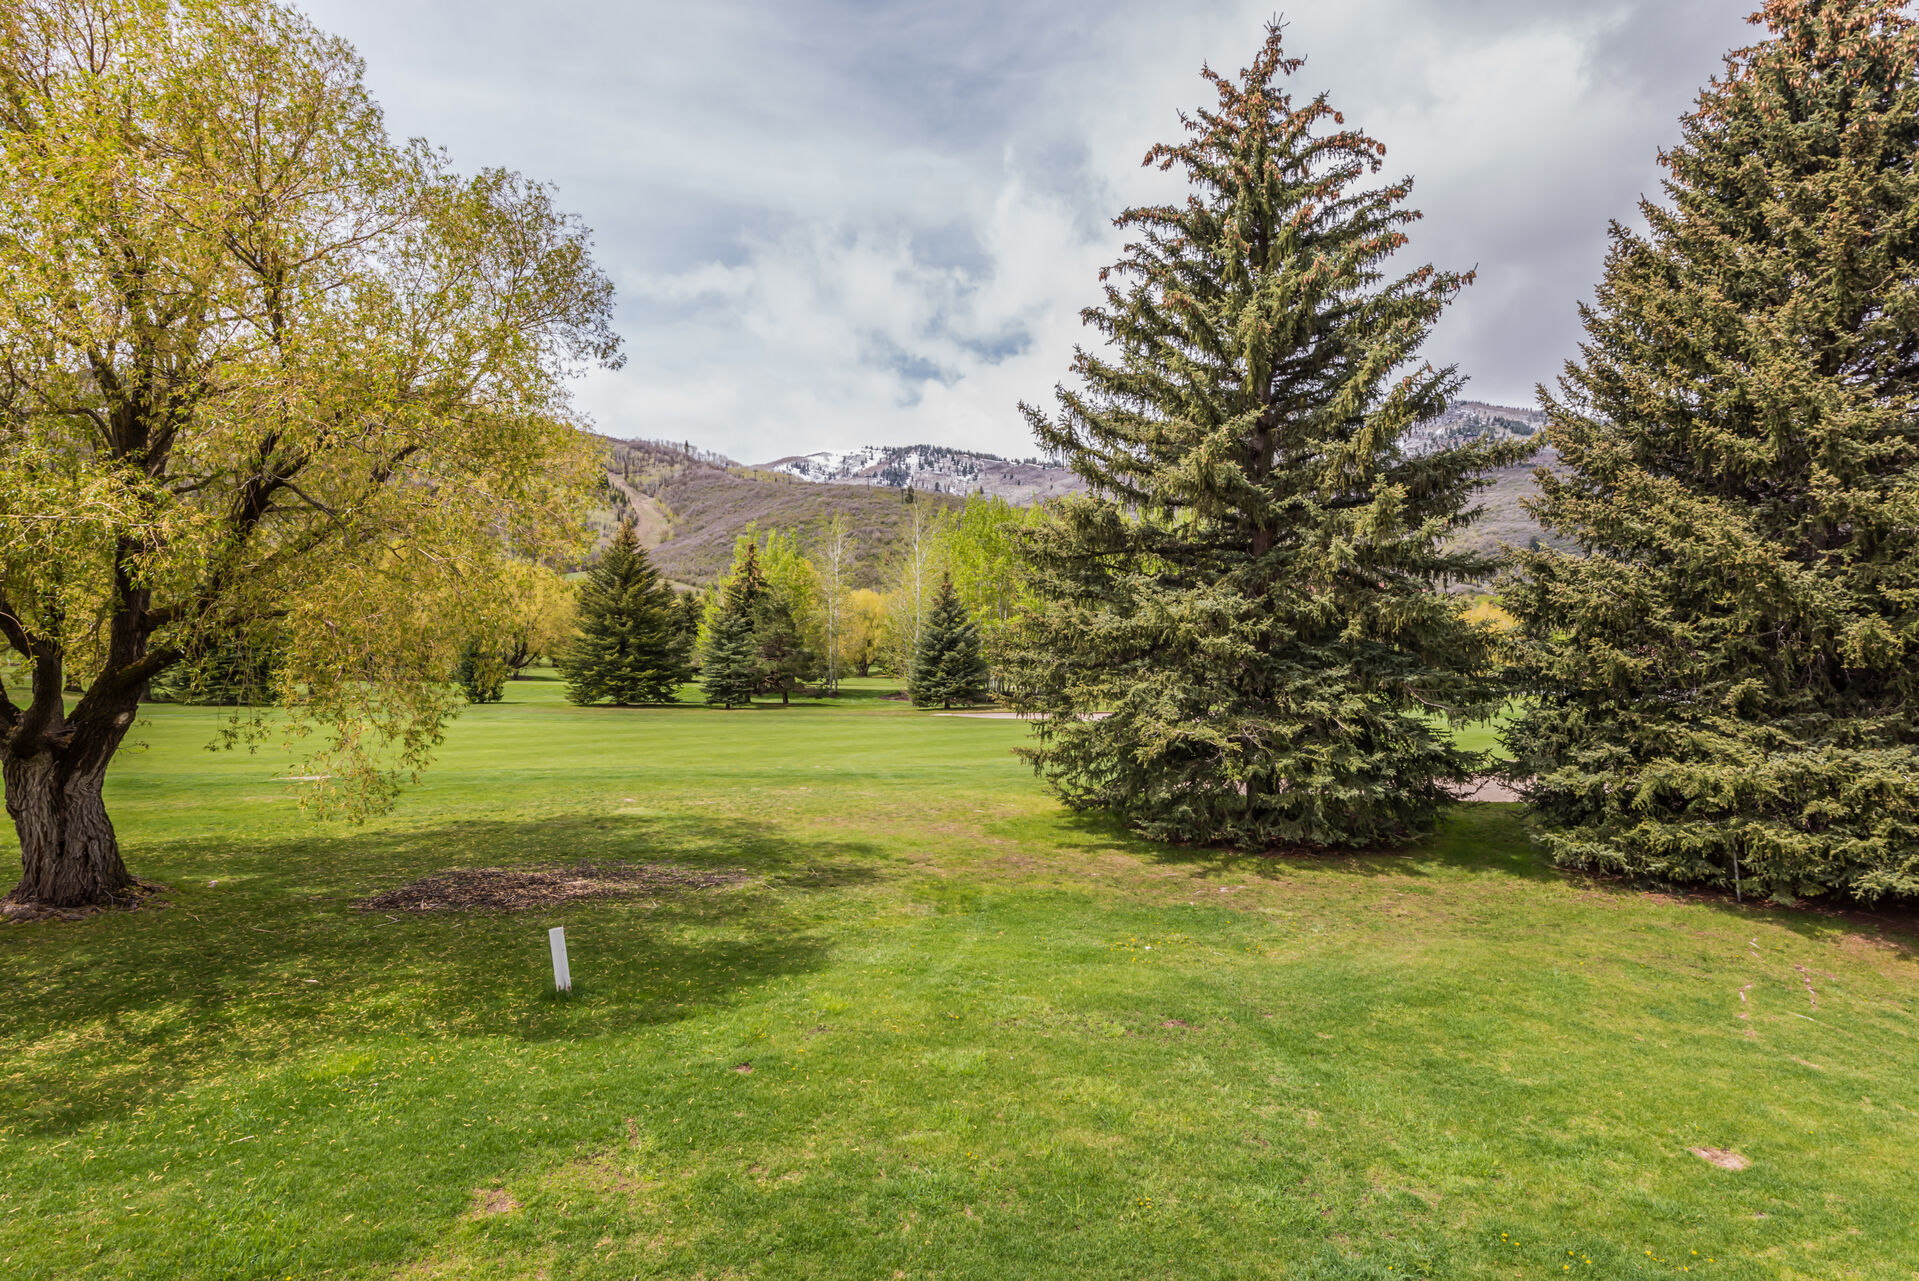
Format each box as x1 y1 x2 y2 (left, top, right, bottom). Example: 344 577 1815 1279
759 401 1544 498
1406 399 1547 455
758 444 1085 502
593 401 1557 587
593 438 961 588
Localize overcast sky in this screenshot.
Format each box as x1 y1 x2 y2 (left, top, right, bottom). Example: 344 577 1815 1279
298 0 1753 463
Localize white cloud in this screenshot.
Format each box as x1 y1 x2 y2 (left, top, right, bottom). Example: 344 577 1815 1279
299 0 1753 461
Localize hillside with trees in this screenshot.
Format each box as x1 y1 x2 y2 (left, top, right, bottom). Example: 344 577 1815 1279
595 438 962 587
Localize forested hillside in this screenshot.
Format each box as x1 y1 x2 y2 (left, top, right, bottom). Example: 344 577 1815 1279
595 428 1560 585
594 438 960 586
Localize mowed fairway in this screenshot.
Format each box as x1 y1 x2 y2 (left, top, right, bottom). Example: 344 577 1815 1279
2 675 1915 1280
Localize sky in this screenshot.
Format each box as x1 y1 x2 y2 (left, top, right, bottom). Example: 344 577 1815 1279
298 0 1755 463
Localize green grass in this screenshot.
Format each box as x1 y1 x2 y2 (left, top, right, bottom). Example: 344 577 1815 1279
2 673 1915 1279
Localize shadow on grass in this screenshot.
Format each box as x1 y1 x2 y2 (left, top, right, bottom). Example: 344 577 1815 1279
1044 800 1919 955
1042 799 1556 885
0 811 887 1139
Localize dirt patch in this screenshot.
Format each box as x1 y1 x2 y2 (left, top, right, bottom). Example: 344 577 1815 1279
355 862 747 914
1448 776 1523 803
1690 1147 1750 1171
2 878 166 924
471 1187 520 1217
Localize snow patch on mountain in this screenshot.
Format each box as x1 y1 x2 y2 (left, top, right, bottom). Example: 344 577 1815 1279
759 444 1083 504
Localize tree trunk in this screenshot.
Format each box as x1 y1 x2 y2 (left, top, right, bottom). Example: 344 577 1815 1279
3 750 134 910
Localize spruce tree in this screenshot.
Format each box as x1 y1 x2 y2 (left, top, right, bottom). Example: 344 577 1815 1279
701 545 766 708
911 576 988 709
1504 0 1919 903
148 630 279 706
556 522 687 706
1003 24 1521 850
452 638 506 704
754 590 819 705
673 591 704 675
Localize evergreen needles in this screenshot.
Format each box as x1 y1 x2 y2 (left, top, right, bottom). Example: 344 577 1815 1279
1504 0 1919 903
911 576 988 709
1004 23 1520 850
557 522 691 706
701 544 768 709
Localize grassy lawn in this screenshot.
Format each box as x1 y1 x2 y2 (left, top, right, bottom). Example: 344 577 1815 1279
2 673 1915 1279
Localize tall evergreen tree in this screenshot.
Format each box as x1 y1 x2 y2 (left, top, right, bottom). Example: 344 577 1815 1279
911 576 988 709
1504 0 1919 903
701 545 766 708
1003 24 1520 850
556 522 687 706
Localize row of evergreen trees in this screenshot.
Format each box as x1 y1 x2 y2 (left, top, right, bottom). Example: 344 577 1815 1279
1003 1 1919 905
696 543 987 708
554 523 988 709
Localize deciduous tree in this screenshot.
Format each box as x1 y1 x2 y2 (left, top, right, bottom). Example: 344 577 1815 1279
499 563 577 680
0 0 616 911
842 589 887 678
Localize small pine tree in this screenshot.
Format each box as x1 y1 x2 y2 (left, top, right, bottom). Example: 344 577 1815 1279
453 638 506 704
911 576 987 708
754 590 819 705
556 521 688 706
1503 0 1919 903
673 590 703 674
701 545 767 708
1002 24 1520 850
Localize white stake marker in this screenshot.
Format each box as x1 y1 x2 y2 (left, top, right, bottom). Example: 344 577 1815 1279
549 926 572 993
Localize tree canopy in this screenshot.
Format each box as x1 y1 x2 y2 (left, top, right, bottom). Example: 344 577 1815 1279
0 0 618 909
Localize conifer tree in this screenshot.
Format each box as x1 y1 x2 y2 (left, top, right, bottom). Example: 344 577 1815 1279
911 576 988 709
754 592 818 705
556 522 687 706
1003 24 1521 850
673 591 704 674
701 545 766 708
452 638 506 704
1503 0 1919 903
148 630 280 707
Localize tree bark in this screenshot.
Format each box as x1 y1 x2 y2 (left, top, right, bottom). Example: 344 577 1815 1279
3 751 134 910
2 672 145 912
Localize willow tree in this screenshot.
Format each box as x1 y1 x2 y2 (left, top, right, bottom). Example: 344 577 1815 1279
0 0 618 912
1504 0 1919 902
1004 24 1520 850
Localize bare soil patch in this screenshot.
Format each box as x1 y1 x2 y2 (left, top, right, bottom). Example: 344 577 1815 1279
1448 776 1523 803
471 1187 520 1217
356 862 747 914
1689 1147 1750 1170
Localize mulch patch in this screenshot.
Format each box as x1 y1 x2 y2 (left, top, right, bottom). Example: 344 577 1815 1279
2 878 167 924
355 861 748 914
